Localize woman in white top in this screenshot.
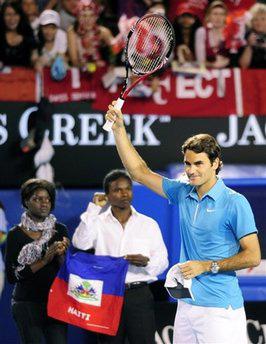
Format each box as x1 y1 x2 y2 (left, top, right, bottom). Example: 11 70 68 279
35 9 67 72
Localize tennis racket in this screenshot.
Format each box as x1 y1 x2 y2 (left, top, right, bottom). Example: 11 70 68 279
103 13 175 132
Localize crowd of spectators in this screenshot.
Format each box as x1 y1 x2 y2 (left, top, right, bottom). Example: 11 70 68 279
0 0 265 78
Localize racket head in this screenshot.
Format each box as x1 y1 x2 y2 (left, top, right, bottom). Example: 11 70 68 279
125 13 175 75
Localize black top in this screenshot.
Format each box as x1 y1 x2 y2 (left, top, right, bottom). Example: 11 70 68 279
250 46 266 69
0 34 36 67
5 222 68 303
245 31 266 69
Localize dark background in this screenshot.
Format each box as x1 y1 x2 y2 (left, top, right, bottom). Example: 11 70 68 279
0 102 266 187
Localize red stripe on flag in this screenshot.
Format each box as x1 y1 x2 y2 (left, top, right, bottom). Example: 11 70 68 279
47 277 124 335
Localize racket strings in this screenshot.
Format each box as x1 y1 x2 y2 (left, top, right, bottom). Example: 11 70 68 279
127 15 174 74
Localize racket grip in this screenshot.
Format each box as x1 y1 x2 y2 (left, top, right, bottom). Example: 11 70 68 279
103 98 124 132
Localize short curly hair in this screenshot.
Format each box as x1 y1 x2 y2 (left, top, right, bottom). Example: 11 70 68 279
21 178 56 210
103 169 132 194
182 134 223 174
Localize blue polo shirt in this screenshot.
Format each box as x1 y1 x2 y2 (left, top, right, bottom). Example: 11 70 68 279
162 177 257 309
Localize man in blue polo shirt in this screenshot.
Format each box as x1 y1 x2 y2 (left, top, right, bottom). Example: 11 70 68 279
105 102 261 343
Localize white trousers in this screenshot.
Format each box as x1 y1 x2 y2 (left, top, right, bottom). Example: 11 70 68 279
173 300 247 344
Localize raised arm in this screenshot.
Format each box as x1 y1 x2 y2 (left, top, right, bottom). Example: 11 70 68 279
72 193 106 250
105 103 166 197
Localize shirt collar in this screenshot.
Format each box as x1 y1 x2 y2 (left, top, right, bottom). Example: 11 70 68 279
204 178 225 201
101 205 138 220
186 186 198 201
186 178 225 202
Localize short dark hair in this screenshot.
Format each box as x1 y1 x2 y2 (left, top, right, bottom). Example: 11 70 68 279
103 169 132 194
182 134 223 174
21 178 56 210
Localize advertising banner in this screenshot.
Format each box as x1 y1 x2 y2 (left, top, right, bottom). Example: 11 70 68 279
0 102 266 187
0 67 36 102
1 67 266 116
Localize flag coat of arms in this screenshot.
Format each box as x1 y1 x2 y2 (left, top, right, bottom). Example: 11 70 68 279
47 252 128 335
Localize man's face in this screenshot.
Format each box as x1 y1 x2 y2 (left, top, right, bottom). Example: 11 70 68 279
184 149 218 187
61 0 78 15
22 0 38 18
107 177 133 210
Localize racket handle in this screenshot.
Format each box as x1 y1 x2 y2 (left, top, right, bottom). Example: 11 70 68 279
103 98 125 132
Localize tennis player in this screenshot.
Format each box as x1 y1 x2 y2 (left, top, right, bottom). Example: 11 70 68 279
105 102 261 344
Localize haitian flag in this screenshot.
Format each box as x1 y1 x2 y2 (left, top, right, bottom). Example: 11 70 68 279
47 252 128 335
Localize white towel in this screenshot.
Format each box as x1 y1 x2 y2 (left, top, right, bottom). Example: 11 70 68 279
164 263 194 300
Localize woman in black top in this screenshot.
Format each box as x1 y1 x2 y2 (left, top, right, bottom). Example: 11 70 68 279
0 2 37 68
5 178 69 344
239 3 266 68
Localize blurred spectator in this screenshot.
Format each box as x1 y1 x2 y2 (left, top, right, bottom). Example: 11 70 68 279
221 1 256 67
224 0 256 13
195 1 230 69
67 0 114 71
168 0 207 23
0 201 7 299
38 0 58 12
111 15 138 56
59 0 78 31
173 4 201 65
117 0 153 18
34 10 67 73
21 0 39 37
0 2 37 68
145 1 169 94
146 0 166 16
97 0 119 35
239 3 266 68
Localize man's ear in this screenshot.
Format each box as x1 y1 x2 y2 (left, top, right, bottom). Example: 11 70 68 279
212 157 220 170
211 158 220 170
